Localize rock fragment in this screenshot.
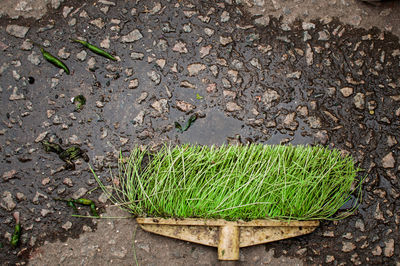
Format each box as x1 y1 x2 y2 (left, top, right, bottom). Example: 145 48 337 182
128 79 139 89
72 188 88 199
353 93 365 109
283 112 299 131
1 191 16 211
340 87 353 97
382 152 395 168
147 71 161 85
3 169 17 181
6 25 30 38
342 242 356 252
176 100 195 112
384 239 394 257
226 102 242 112
187 63 206 76
172 41 188 53
262 89 280 107
220 36 233 46
121 29 143 43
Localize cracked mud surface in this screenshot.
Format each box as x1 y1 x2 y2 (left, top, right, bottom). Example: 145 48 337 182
0 0 399 265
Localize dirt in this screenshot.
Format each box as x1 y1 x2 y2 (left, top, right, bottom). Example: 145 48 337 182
0 0 399 265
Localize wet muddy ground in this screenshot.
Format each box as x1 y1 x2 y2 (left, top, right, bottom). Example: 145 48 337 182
0 0 399 265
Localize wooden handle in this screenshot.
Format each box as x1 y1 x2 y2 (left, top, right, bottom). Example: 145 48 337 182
218 225 239 260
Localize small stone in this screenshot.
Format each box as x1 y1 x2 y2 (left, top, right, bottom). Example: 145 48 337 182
308 116 322 129
147 71 161 85
63 6 73 17
206 83 217 93
187 63 206 76
76 50 87 61
151 99 169 114
340 87 353 97
3 169 17 181
342 242 356 252
28 51 41 65
134 111 145 125
16 192 26 201
41 209 51 217
9 87 24 101
21 40 33 51
121 29 143 43
35 131 48 143
156 59 166 69
262 89 280 107
220 36 233 46
129 79 139 89
387 135 397 147
68 18 76 26
355 219 365 232
176 100 195 112
100 37 110 49
42 177 50 186
1 191 16 211
72 188 88 199
172 41 188 53
180 81 196 89
326 255 335 263
306 44 313 66
183 23 192 33
353 93 365 109
199 45 212 58
283 112 299 131
250 58 262 70
130 52 144 60
222 78 231 88
382 152 395 168
58 47 70 59
302 22 315 30
137 92 148 103
90 18 105 29
286 71 301 79
204 28 215 36
318 30 330 41
120 137 129 146
87 57 97 71
374 203 384 221
297 106 308 117
63 178 73 187
98 192 108 204
221 11 230 22
62 221 72 230
384 239 394 257
112 247 128 258
372 245 382 256
6 25 30 38
254 16 270 26
226 102 242 112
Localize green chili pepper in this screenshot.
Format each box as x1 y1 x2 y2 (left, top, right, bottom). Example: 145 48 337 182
40 47 70 74
10 224 21 248
74 198 93 206
71 39 117 61
90 203 99 217
66 200 78 212
182 114 197 131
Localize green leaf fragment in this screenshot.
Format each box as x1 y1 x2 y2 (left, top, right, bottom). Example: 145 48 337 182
196 93 203 100
73 95 86 110
10 224 21 248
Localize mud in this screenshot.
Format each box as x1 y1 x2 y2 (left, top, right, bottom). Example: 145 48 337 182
0 0 399 265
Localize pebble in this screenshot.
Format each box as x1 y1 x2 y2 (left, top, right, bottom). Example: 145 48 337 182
226 102 242 112
6 25 30 38
254 16 270 26
9 87 25 101
21 39 33 50
87 57 97 71
72 188 88 199
286 71 301 79
187 63 206 76
2 169 17 181
134 111 145 125
326 255 335 263
137 92 148 103
340 87 353 97
183 23 192 33
130 52 144 60
199 45 212 58
342 242 356 252
1 191 16 211
283 112 299 131
176 100 195 112
172 41 188 53
41 209 51 217
318 30 330 41
62 221 72 230
76 50 87 61
262 89 280 107
204 28 215 36
302 22 315 30
382 152 395 168
372 245 382 256
120 29 143 43
63 178 73 187
250 58 262 70
353 93 365 109
306 44 313 66
355 219 365 232
28 51 41 65
58 47 70 59
156 59 166 69
147 71 161 85
221 11 230 22
220 36 233 46
63 6 73 18
384 239 394 257
128 79 139 89
35 131 48 143
151 99 169 114
308 116 322 129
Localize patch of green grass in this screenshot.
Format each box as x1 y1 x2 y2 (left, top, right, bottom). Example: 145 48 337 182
93 144 362 221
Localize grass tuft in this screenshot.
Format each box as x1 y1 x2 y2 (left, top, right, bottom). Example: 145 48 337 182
92 144 362 221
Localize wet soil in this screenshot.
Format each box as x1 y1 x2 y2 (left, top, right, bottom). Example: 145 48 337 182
0 0 399 265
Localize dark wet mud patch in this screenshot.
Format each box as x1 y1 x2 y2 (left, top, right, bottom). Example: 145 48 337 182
0 0 399 265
